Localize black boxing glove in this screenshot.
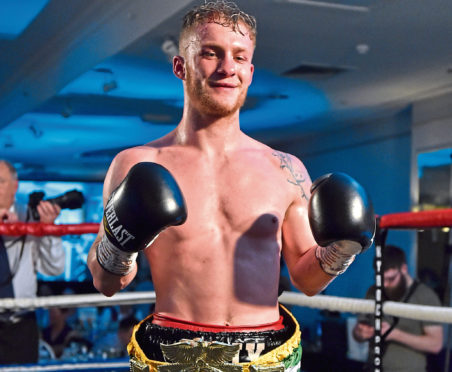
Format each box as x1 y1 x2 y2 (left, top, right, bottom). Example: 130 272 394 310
308 172 375 275
97 162 187 275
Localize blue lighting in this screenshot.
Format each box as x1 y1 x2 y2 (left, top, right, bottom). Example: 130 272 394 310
243 69 329 130
59 56 182 100
0 0 50 39
59 57 329 130
417 147 452 179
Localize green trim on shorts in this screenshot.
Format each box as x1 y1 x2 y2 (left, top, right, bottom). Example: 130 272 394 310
282 341 302 371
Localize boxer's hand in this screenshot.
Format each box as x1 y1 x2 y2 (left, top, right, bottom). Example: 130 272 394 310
37 201 61 223
0 208 18 223
97 162 187 276
308 172 375 275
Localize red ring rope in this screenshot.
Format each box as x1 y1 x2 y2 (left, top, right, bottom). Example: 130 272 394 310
379 208 452 229
1 209 451 237
0 222 99 236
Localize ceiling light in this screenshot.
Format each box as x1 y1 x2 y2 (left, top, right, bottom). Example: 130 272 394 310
356 44 370 55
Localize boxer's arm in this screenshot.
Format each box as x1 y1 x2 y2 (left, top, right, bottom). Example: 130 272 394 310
88 153 136 296
88 151 187 297
281 155 375 295
280 155 335 296
88 232 136 297
282 192 335 296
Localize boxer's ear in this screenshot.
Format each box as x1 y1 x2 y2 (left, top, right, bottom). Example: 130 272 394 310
173 55 186 80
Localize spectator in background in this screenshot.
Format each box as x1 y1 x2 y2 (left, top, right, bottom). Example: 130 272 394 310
353 245 443 372
0 159 64 364
41 307 80 359
117 315 139 357
93 314 139 358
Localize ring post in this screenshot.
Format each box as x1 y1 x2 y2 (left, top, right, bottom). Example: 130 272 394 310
373 218 387 372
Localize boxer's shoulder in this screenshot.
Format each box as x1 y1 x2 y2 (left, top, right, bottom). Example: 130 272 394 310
112 143 170 170
104 146 164 196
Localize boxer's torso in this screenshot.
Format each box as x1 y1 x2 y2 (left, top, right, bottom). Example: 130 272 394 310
110 132 301 326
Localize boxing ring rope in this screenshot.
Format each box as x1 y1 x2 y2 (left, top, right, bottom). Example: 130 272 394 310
0 209 449 237
0 213 451 321
379 208 452 229
1 209 452 371
1 290 452 323
0 222 99 237
0 291 156 312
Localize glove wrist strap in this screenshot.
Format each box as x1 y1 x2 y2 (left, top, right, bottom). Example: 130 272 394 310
315 243 356 276
97 235 137 276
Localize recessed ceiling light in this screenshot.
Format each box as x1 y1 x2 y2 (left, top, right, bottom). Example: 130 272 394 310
356 44 370 55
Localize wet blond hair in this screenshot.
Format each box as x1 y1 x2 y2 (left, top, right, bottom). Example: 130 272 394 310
179 0 257 52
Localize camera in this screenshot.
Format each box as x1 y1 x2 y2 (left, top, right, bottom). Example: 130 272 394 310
28 189 85 221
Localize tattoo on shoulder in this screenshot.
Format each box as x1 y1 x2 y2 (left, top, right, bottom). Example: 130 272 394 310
272 151 308 201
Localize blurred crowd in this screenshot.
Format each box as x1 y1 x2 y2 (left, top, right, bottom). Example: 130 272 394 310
36 285 155 363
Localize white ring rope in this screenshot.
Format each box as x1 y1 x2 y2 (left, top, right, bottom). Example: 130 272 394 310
0 291 155 311
280 292 452 323
383 301 452 324
1 291 450 324
279 291 375 314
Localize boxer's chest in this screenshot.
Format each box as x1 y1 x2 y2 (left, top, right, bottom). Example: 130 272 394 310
166 154 292 238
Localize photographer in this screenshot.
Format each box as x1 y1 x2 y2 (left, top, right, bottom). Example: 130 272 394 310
0 160 64 365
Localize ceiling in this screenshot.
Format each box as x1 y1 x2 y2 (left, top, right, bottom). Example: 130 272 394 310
0 0 451 182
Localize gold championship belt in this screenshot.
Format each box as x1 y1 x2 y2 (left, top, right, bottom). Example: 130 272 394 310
128 305 302 372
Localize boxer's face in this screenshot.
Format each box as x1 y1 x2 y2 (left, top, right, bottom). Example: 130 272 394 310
0 163 18 210
177 20 254 117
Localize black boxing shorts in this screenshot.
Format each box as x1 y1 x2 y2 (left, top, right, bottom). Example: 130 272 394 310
128 304 302 372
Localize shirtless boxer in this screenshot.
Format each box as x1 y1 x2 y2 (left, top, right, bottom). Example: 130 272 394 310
87 2 375 371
